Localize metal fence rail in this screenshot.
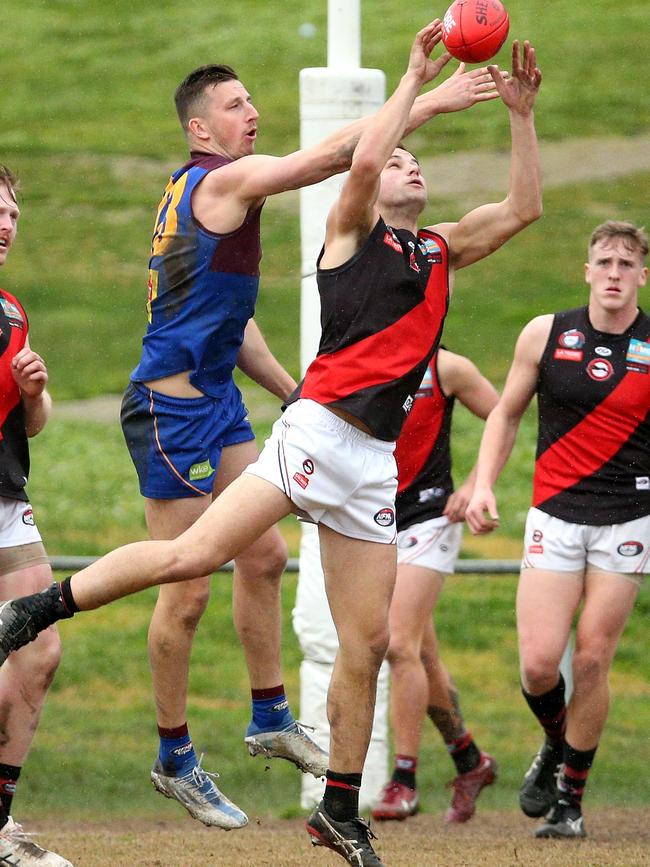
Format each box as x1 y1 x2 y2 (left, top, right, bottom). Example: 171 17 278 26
49 556 522 574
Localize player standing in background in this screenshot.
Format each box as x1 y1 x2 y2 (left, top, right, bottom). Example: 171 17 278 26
0 28 541 866
0 165 71 867
371 348 499 825
466 220 649 839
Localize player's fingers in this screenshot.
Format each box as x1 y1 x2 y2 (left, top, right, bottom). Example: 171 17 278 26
431 51 452 72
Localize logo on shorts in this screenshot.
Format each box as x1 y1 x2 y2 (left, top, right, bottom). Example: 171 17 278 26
189 459 215 481
293 472 309 490
398 535 418 549
558 329 585 349
532 529 543 543
636 476 650 490
374 508 395 527
617 540 643 557
528 544 544 554
21 508 35 526
440 544 449 552
303 459 314 475
586 358 613 381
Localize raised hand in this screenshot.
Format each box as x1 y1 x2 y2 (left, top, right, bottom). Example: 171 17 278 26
428 61 508 114
407 20 452 86
489 40 542 116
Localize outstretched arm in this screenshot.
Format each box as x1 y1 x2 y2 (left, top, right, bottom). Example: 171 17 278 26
236 318 297 401
465 315 551 535
320 21 445 269
431 41 543 271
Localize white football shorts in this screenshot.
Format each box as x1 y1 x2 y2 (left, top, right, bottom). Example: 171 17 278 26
0 497 43 548
245 399 398 543
522 506 650 577
396 515 462 575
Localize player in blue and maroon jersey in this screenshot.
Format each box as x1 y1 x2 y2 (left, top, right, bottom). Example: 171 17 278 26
467 220 649 840
118 38 506 830
372 348 499 825
0 166 71 867
0 30 541 866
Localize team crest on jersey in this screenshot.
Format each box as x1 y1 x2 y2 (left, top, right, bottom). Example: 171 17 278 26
558 329 585 350
383 230 402 253
586 358 613 381
617 540 643 557
374 508 395 527
0 298 24 328
626 337 650 374
417 236 443 264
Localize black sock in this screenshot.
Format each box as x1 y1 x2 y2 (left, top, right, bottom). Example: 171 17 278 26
521 674 567 744
323 770 362 822
559 741 597 807
0 763 20 816
447 732 482 775
391 755 417 790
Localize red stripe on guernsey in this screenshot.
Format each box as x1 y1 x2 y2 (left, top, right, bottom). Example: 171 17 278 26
0 290 28 442
302 267 448 405
533 372 650 506
395 360 444 493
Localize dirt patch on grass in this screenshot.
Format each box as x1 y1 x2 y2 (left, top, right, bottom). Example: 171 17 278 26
28 808 649 867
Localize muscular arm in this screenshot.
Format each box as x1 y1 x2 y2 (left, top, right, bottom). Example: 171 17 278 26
437 349 500 522
465 314 552 534
236 318 297 401
12 342 52 437
430 41 543 271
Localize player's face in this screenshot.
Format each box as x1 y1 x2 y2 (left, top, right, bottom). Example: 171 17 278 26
197 79 259 159
378 148 427 213
0 183 20 268
585 237 648 314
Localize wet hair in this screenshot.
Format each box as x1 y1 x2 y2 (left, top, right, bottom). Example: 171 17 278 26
174 64 239 130
589 220 648 261
0 165 19 202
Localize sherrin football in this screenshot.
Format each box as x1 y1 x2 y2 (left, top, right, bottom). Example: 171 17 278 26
442 0 510 63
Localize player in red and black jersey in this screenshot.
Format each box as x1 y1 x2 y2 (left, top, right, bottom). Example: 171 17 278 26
467 221 649 840
372 349 499 825
0 29 542 867
0 167 71 866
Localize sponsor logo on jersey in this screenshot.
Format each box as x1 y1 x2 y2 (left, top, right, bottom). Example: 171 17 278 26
594 346 612 357
532 529 543 543
0 298 24 328
418 486 445 503
21 508 35 526
303 459 314 475
189 459 215 481
554 348 583 362
374 508 395 527
398 535 418 549
528 544 544 554
402 395 414 414
636 476 650 490
417 236 443 264
383 230 402 253
617 540 643 557
293 472 309 489
626 337 650 373
586 358 613 381
558 329 585 349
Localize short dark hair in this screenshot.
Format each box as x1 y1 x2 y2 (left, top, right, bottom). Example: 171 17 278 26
174 64 239 131
0 165 19 201
589 220 648 261
394 143 419 164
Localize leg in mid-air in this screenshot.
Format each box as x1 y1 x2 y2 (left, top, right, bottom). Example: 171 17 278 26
306 524 395 867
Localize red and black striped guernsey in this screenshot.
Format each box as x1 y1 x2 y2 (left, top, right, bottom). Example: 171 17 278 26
0 288 29 501
288 217 450 442
533 305 650 525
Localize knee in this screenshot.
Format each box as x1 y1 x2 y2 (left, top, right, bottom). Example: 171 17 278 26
521 655 559 694
341 626 389 674
236 535 288 584
386 633 417 668
13 627 62 691
572 645 607 686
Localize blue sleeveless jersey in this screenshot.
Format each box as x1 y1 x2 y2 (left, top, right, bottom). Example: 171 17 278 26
131 152 263 398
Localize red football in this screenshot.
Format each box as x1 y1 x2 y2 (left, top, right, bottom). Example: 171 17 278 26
442 0 510 63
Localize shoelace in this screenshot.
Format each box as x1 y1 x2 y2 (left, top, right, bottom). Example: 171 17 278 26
187 753 221 788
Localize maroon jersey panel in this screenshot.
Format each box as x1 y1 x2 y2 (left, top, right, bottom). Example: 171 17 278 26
533 306 650 524
0 289 29 500
293 219 450 441
394 354 455 531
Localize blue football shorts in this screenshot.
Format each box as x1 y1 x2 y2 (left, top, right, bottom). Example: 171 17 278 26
120 380 255 499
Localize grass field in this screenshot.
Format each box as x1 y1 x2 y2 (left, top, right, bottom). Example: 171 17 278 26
2 0 650 842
